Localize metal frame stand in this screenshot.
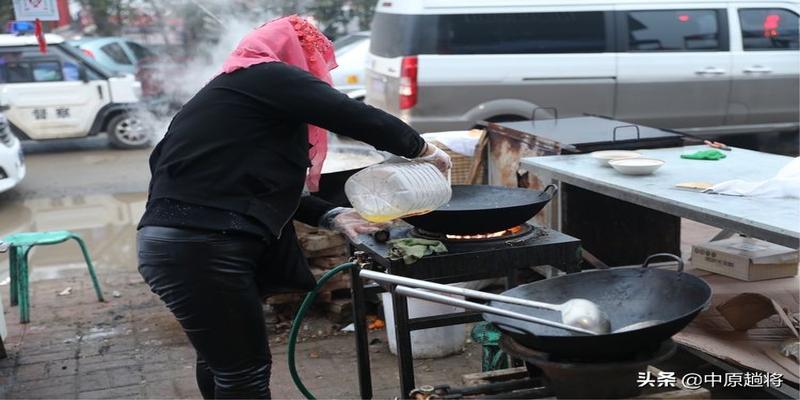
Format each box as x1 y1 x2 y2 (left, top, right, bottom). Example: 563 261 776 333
350 231 581 399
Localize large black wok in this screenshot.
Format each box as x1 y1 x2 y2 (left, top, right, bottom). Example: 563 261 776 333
484 254 712 360
403 184 558 234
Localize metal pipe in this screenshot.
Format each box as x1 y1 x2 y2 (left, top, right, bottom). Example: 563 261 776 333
360 269 561 311
394 286 595 335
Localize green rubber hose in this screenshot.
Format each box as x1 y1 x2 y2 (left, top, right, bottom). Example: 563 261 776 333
288 261 358 400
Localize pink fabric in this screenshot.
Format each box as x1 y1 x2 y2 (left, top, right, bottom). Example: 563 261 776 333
221 15 337 192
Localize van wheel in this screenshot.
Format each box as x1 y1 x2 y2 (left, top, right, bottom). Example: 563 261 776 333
107 113 151 149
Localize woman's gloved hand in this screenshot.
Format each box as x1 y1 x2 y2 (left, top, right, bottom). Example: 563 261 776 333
416 141 452 175
320 207 390 241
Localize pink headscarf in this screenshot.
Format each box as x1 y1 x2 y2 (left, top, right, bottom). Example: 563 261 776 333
221 15 338 192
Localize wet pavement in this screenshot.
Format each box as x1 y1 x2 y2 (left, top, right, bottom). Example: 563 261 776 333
0 192 145 283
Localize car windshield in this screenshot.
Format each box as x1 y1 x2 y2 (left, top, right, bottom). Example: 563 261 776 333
59 43 115 77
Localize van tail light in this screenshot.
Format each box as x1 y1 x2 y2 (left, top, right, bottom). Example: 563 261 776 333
82 49 95 59
399 56 418 110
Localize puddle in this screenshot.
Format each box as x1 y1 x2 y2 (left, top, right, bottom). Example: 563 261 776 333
0 192 146 282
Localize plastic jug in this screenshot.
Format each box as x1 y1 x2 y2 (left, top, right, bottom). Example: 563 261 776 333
345 160 452 223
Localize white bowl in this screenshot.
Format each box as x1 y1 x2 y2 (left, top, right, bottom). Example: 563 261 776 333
590 150 642 167
609 158 665 175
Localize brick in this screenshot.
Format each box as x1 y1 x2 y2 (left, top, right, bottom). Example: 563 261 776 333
78 384 142 399
16 350 77 366
108 366 143 388
77 370 111 392
9 382 77 399
78 354 139 373
15 363 47 382
143 378 178 399
11 374 75 392
173 375 201 399
298 231 346 252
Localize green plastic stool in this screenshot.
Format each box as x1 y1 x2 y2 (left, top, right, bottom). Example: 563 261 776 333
4 231 105 323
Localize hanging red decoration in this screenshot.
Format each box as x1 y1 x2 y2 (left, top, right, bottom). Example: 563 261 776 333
34 18 47 54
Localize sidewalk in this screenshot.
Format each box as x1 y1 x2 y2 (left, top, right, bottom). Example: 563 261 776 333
0 269 481 399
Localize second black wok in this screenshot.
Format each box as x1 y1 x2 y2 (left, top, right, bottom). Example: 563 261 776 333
484 254 712 360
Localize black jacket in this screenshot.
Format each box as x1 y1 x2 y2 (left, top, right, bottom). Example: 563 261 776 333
143 61 424 294
148 62 423 236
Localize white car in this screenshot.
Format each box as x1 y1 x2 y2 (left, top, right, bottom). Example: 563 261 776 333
367 0 800 136
0 34 150 149
332 32 370 100
0 112 25 194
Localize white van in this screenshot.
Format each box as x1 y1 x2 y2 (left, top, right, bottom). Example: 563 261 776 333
366 0 800 136
0 34 150 149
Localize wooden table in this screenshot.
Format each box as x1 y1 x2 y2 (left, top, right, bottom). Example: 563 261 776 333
521 145 799 249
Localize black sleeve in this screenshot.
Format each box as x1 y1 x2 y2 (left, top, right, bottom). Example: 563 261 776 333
293 195 337 227
254 63 425 158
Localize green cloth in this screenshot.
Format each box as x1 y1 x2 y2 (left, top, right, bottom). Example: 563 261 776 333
681 150 727 160
388 238 448 264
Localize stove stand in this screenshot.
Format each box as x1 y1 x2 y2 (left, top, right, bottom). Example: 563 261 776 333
349 225 581 399
502 336 677 399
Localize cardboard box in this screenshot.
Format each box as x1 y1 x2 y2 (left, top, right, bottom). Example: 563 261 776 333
692 236 799 281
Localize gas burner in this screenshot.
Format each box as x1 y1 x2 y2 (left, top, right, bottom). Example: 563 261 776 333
412 224 534 243
501 336 677 399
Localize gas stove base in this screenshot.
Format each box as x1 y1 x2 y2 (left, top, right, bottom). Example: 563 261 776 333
451 366 712 399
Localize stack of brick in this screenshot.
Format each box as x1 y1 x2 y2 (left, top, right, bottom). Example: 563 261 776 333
266 223 352 312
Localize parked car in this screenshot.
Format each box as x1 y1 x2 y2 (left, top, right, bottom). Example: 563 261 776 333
332 31 370 99
0 110 25 194
69 36 157 76
0 34 150 149
366 0 800 136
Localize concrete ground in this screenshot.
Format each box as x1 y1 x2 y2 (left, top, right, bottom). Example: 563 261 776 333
0 267 483 399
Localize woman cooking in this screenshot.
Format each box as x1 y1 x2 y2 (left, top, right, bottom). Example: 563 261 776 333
137 16 451 399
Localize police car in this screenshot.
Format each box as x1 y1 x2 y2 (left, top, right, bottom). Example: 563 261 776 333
0 34 150 149
0 110 25 194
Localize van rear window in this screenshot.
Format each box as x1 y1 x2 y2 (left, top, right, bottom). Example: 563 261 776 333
371 11 608 58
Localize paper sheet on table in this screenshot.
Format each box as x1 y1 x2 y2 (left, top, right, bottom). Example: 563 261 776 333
674 268 800 383
707 157 800 198
422 131 483 157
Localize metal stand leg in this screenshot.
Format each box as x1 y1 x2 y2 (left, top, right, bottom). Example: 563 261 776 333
392 289 415 398
71 236 105 302
8 246 17 306
18 246 30 324
350 268 373 399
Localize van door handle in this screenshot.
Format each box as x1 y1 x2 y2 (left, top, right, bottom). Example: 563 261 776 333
743 65 773 74
695 67 726 76
97 86 104 100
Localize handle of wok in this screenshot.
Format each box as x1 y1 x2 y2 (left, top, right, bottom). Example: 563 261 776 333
360 269 561 312
612 125 641 142
394 286 595 335
642 253 685 272
531 106 559 122
540 184 558 198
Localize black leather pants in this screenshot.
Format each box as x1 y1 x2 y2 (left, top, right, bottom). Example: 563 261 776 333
137 226 271 399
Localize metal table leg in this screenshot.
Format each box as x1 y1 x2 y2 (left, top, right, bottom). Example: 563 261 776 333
350 268 373 399
392 289 416 398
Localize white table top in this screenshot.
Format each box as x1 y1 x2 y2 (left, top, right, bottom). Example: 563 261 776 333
521 145 799 248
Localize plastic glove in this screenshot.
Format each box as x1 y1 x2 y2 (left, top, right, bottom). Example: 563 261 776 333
416 141 452 175
330 208 390 241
